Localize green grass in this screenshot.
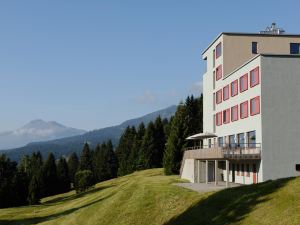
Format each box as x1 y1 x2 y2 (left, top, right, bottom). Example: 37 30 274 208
0 169 299 225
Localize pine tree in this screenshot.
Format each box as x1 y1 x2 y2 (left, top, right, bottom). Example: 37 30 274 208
68 152 79 184
57 157 70 194
130 123 145 171
93 143 106 182
79 143 93 172
140 122 156 168
43 153 58 196
163 104 186 175
106 140 118 179
27 175 41 205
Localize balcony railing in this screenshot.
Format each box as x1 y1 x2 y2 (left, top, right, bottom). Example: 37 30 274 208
184 143 261 160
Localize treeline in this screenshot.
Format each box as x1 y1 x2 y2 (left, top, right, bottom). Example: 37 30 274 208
0 95 202 209
0 140 117 208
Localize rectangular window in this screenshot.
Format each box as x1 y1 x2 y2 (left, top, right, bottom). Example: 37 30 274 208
216 112 222 126
218 137 224 147
250 67 260 87
237 133 245 148
213 49 216 67
231 105 239 122
213 93 216 111
216 65 223 80
246 164 250 177
250 96 260 116
223 85 229 101
240 73 248 92
213 71 216 89
241 164 245 176
213 115 216 133
252 42 258 54
237 164 240 176
231 79 238 97
247 131 256 148
229 135 236 148
296 164 300 171
290 43 300 54
216 89 222 104
216 42 222 58
240 101 248 119
223 108 230 124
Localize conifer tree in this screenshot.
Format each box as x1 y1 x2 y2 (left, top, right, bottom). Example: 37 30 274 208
43 153 58 196
68 152 79 184
79 143 93 172
106 140 118 179
57 157 70 193
130 123 145 171
28 175 41 205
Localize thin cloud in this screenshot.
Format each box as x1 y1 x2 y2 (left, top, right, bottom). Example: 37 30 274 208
137 90 156 104
190 81 203 95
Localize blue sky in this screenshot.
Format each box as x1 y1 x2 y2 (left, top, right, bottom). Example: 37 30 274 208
1 0 299 131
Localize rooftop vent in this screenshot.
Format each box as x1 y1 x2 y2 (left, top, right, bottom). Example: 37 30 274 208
259 23 285 35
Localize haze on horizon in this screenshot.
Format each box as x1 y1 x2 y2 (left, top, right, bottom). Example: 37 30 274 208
1 0 299 132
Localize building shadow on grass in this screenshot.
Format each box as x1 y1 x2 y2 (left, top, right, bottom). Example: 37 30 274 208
165 177 294 225
0 191 116 225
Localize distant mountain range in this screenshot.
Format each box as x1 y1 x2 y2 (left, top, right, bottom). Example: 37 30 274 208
0 105 177 161
0 119 86 150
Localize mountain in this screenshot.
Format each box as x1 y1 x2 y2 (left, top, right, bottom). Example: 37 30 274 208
0 119 86 150
0 105 177 161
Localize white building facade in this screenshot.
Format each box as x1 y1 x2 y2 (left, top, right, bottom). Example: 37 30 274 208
181 28 300 185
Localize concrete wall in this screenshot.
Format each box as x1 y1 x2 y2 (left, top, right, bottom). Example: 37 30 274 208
261 56 300 180
181 159 195 183
223 34 300 76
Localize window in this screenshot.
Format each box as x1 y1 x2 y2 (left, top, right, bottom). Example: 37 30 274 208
229 135 236 148
216 112 222 126
208 139 212 148
223 108 230 124
241 164 244 176
250 96 260 116
237 164 240 175
213 71 216 89
240 73 248 92
213 49 216 67
223 85 229 101
247 131 256 148
218 137 224 147
231 79 238 97
296 164 300 171
231 105 239 122
216 89 222 104
250 67 260 87
216 65 223 80
240 101 248 119
237 133 245 148
290 43 300 54
246 164 250 177
216 42 222 58
213 93 216 111
252 42 258 54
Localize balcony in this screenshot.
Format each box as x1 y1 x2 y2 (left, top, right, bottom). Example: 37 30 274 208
184 143 261 160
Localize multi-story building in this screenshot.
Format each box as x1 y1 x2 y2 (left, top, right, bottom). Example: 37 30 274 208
181 24 300 186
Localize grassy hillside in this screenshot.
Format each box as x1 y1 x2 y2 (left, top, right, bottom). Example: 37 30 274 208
0 169 299 225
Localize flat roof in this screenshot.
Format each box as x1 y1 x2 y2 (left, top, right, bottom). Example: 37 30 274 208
202 32 300 55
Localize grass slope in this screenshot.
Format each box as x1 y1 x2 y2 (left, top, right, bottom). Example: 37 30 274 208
0 169 299 225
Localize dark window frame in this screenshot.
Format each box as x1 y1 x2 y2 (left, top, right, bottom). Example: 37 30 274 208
290 43 300 54
252 42 258 54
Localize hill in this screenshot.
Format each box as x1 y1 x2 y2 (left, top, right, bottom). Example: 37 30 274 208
0 169 299 225
0 105 177 161
0 119 86 150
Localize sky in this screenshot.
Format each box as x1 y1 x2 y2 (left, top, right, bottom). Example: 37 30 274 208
1 0 300 131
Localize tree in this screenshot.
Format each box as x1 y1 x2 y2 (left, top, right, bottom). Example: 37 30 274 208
27 175 41 205
116 126 137 176
68 152 79 184
74 170 94 194
163 104 186 175
105 140 118 179
93 143 106 182
130 123 145 171
43 153 58 196
79 143 93 172
57 157 70 194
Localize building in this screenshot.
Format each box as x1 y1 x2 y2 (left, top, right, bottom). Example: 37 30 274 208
180 23 300 186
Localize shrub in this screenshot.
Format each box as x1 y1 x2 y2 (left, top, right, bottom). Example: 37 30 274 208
74 170 94 193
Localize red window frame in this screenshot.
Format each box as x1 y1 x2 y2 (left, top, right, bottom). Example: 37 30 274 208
250 96 260 116
223 85 229 101
216 42 222 59
216 112 222 126
240 73 248 93
240 101 248 119
216 89 222 104
231 79 238 97
223 108 230 124
231 105 239 122
250 67 260 87
216 65 223 80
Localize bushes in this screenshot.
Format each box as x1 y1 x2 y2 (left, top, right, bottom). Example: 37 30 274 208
74 170 95 193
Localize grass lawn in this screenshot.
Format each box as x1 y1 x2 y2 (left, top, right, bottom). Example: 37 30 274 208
0 169 299 225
